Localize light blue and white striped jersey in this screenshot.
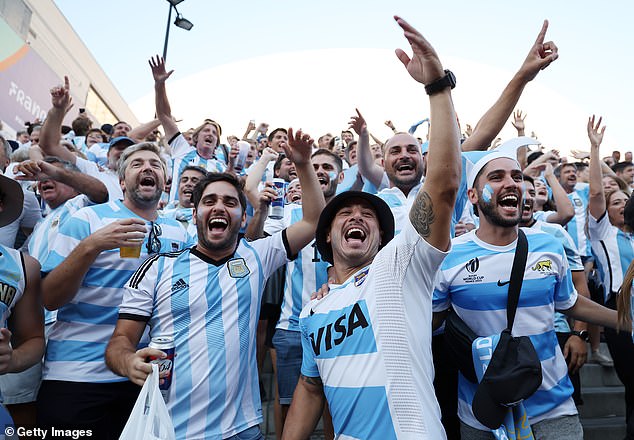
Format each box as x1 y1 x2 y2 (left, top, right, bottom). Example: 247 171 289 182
0 245 26 328
41 200 188 383
533 210 556 223
299 220 448 440
88 143 109 167
274 205 329 332
588 212 634 301
432 228 578 430
119 232 290 439
564 183 591 256
28 195 92 325
168 134 227 202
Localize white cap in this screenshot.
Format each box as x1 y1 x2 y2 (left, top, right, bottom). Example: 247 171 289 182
466 136 539 189
467 151 519 189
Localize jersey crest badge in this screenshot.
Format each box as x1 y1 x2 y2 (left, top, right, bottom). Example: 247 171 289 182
354 269 369 287
228 258 250 278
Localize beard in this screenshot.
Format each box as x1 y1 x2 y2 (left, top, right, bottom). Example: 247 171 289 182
195 216 241 254
477 198 521 227
127 183 162 208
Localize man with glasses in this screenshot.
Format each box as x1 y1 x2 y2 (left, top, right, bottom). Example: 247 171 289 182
37 142 189 439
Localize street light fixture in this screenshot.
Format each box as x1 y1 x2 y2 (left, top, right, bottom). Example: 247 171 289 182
162 0 193 60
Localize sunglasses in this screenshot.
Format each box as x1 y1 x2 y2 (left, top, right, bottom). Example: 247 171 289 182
146 222 162 254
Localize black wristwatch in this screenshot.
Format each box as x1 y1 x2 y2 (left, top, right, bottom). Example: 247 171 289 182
571 330 589 342
425 70 456 96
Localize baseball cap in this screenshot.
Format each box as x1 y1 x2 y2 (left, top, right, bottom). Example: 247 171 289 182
315 191 395 264
108 136 135 150
0 174 24 228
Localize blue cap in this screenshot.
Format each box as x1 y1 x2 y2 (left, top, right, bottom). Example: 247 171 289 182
108 136 135 150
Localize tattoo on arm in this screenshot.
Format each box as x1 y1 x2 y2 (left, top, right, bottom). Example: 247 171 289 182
410 190 435 238
300 374 323 387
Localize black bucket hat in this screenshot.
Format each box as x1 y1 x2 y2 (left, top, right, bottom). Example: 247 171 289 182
315 191 395 264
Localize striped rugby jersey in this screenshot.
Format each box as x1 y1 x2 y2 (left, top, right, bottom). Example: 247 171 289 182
589 212 634 301
299 220 448 440
564 183 591 257
168 134 227 202
432 228 578 430
0 244 26 328
41 199 188 383
119 232 290 439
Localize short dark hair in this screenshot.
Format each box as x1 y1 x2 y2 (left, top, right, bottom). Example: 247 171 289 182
522 174 535 186
72 117 92 136
312 148 343 173
268 128 287 142
273 154 290 175
526 151 543 166
613 161 634 174
181 165 208 178
191 172 247 213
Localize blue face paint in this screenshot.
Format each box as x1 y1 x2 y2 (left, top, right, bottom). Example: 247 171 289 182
482 184 493 203
328 172 338 182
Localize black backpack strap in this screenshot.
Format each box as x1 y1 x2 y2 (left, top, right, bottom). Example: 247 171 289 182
507 229 528 332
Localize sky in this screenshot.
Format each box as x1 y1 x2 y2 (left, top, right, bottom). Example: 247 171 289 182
54 0 634 157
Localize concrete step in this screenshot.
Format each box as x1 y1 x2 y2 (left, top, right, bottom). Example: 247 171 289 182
582 416 626 440
580 363 622 388
579 386 625 418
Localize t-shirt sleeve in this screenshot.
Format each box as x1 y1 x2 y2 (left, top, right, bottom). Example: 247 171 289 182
246 230 290 280
553 244 578 311
169 133 195 160
299 317 320 378
588 211 612 241
119 255 160 320
20 189 42 228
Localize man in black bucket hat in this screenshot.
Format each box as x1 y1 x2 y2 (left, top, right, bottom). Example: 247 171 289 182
282 15 462 440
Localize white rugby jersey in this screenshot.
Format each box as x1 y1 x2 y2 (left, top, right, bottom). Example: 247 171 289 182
588 212 634 301
168 134 227 202
299 220 448 440
432 228 578 430
564 183 591 256
41 199 188 383
119 232 290 439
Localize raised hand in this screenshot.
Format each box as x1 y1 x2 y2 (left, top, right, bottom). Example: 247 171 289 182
384 120 395 130
349 109 368 136
149 55 174 84
518 20 559 82
512 110 527 133
50 76 72 112
571 149 590 160
587 115 606 148
284 128 314 166
13 160 60 181
255 183 278 212
394 16 444 86
260 147 279 164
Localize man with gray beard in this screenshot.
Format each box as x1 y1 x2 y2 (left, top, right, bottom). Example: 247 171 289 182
37 143 189 439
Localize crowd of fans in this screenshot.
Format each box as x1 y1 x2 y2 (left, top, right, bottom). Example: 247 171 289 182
0 15 633 440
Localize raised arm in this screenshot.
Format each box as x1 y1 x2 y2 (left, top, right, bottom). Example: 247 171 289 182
127 118 161 142
283 129 326 256
588 115 607 220
542 162 574 225
39 76 77 163
149 56 179 141
394 16 461 251
15 159 108 204
350 109 384 188
244 147 279 197
462 20 558 152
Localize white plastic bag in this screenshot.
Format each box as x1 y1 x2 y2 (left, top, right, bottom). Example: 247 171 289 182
119 363 176 440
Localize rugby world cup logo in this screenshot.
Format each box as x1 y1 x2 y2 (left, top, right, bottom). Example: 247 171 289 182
465 257 480 274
